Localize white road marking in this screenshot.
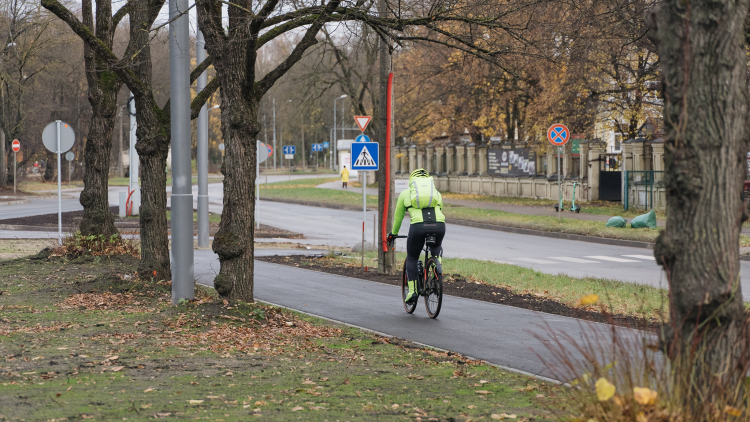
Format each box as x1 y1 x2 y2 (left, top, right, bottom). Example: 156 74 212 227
585 256 639 263
622 255 655 260
514 258 557 264
549 257 600 264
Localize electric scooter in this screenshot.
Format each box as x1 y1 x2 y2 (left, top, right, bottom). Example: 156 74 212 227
553 182 581 213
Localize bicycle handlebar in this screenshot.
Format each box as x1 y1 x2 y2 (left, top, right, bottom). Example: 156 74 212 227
385 235 408 249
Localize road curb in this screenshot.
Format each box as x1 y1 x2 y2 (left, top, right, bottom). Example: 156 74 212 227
260 197 655 250
0 200 31 206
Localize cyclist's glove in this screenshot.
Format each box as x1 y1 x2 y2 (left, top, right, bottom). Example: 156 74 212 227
386 234 397 244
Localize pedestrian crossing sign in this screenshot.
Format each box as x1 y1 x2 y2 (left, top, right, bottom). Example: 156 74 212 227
351 142 378 170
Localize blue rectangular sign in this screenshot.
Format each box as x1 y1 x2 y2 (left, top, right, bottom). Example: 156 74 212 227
350 142 379 171
312 143 323 152
283 145 295 154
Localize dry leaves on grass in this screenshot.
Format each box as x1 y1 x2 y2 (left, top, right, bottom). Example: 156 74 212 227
57 292 158 312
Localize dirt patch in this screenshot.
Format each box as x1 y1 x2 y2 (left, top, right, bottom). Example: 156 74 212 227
257 254 657 332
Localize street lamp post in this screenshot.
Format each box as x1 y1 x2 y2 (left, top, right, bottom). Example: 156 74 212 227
272 98 277 171
333 95 347 171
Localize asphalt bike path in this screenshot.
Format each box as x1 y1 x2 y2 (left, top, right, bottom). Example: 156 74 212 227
194 249 641 382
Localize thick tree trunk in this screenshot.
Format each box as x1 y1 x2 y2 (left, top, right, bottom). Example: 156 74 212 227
210 75 259 301
79 82 119 237
78 0 120 237
130 0 172 281
137 145 171 279
649 0 750 395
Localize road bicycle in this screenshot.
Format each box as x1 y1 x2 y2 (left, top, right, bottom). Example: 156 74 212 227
388 234 443 319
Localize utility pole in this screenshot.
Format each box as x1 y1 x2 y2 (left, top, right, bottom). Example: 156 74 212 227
377 0 395 274
196 29 209 248
169 0 195 304
118 107 123 178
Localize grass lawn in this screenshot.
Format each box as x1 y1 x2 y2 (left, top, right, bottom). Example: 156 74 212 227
109 176 224 187
442 193 666 219
18 180 83 192
332 251 667 321
260 169 337 175
0 248 565 421
260 177 378 208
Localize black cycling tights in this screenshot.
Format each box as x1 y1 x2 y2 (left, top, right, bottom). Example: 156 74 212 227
406 222 446 283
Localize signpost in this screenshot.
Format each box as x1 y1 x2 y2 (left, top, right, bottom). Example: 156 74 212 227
355 134 371 143
312 143 323 169
282 145 295 180
351 140 379 267
42 121 75 244
65 151 75 185
11 140 19 194
547 123 570 222
354 116 372 132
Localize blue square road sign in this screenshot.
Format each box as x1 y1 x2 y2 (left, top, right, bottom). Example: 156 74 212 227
350 142 379 171
283 145 296 154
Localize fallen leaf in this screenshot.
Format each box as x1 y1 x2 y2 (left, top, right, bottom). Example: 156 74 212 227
468 405 476 409
577 294 599 307
475 390 493 395
391 404 399 409
144 388 155 393
491 413 517 420
633 387 657 406
479 380 489 384
141 404 152 409
291 406 304 412
595 378 615 402
320 377 329 382
156 413 171 417
110 366 124 372
725 406 743 417
188 400 204 405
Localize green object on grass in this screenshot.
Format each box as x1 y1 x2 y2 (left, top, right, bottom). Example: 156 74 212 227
631 209 657 229
605 216 627 228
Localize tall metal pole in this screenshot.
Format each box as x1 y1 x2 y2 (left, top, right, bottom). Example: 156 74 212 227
13 151 17 194
557 146 562 222
56 120 62 245
129 93 140 215
196 29 209 248
362 170 366 267
170 0 194 304
272 98 277 171
118 108 123 178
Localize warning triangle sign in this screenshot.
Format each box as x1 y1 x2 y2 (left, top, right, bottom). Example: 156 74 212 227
354 116 371 132
353 144 376 167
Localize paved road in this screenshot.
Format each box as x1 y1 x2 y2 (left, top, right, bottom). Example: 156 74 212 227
253 200 750 293
193 249 642 381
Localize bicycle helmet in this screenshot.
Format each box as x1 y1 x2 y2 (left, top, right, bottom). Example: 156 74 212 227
410 168 429 179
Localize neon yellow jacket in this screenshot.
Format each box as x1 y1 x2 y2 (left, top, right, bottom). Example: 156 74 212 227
391 175 445 234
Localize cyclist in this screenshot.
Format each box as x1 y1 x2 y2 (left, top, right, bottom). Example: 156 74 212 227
387 168 446 303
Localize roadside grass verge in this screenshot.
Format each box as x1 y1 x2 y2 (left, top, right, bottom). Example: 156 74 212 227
442 205 662 243
260 169 337 175
109 176 224 186
333 251 667 322
18 180 83 192
261 177 378 207
442 193 667 219
0 251 564 421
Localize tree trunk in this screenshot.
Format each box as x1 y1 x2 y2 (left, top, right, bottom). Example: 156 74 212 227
79 77 119 237
649 0 750 396
137 144 171 279
209 69 259 302
130 0 171 281
78 0 120 237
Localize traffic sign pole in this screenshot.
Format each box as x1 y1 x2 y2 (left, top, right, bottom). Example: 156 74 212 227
56 120 62 245
12 140 19 194
547 123 570 223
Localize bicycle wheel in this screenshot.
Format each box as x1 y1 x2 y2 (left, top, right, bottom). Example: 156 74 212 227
402 262 417 314
423 257 443 319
